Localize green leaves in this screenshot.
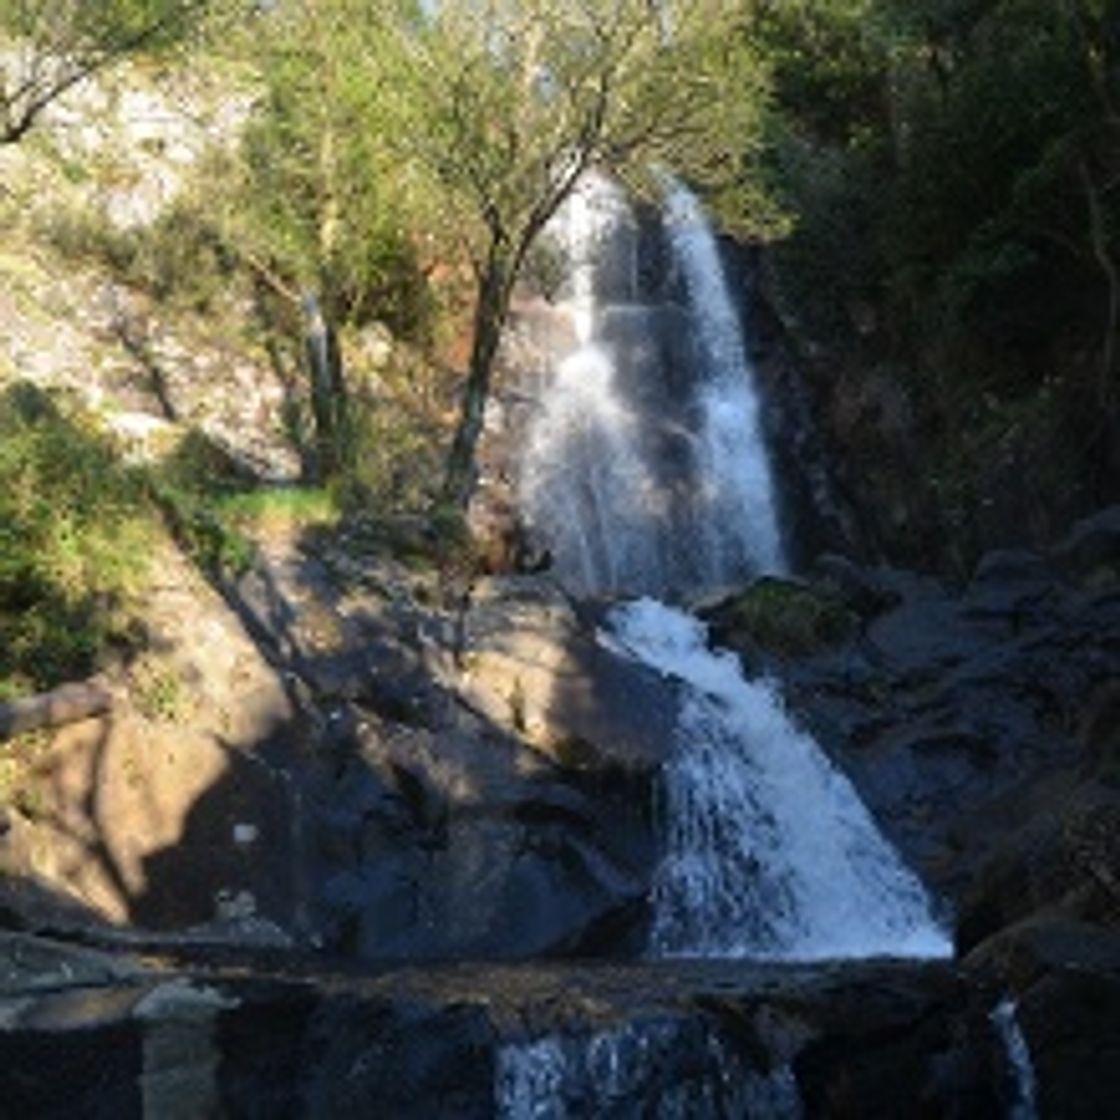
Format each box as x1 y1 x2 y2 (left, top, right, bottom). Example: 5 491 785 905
0 385 154 692
0 0 215 141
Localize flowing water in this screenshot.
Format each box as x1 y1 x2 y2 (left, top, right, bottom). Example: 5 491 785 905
520 172 784 598
606 599 950 961
991 999 1039 1120
660 173 786 580
502 171 950 1115
495 1022 801 1120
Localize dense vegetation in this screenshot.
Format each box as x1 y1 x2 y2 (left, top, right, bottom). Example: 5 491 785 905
755 0 1118 566
0 0 1116 695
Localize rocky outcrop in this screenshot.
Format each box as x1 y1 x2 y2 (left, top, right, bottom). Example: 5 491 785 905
310 713 655 961
0 931 1028 1119
707 507 1120 947
453 575 679 772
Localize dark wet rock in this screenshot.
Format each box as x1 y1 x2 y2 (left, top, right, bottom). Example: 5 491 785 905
453 575 680 773
863 595 990 681
811 553 905 618
1022 963 1120 1120
954 779 1120 953
963 548 1057 626
0 936 1015 1120
1050 503 1120 584
967 917 1120 1120
309 716 655 961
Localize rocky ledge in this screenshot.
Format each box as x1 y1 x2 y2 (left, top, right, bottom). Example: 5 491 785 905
8 929 1107 1118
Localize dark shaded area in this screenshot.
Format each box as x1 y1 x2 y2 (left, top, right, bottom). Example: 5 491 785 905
0 933 1070 1120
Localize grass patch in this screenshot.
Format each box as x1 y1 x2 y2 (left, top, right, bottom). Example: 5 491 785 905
145 429 259 578
218 485 339 533
0 383 155 696
148 429 341 578
717 577 857 658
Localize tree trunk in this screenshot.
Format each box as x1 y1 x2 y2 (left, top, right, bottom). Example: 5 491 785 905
441 242 514 509
303 291 348 480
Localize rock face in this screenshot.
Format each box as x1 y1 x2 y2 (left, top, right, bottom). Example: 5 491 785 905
706 506 1120 948
0 932 1032 1120
453 576 680 772
2 489 1117 1114
311 715 655 960
246 566 673 962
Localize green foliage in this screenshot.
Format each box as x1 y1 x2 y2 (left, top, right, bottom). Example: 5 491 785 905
718 577 857 658
40 197 233 313
747 0 886 147
220 1 434 340
148 428 345 578
0 0 216 142
0 383 154 695
146 429 257 578
759 0 1119 561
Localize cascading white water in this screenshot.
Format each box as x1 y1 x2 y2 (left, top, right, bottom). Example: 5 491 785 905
661 174 787 580
607 599 951 960
565 171 637 346
520 173 672 595
991 999 1039 1120
520 171 785 598
495 1023 801 1119
506 171 951 1115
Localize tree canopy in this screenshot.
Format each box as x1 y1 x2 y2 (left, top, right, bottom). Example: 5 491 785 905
0 0 215 142
361 0 779 504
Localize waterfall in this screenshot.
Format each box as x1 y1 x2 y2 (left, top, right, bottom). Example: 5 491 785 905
507 171 951 1112
520 172 785 598
660 173 787 579
991 999 1038 1120
606 599 951 960
495 1023 802 1119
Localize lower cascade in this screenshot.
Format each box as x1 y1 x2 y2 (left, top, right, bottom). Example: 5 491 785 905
495 1025 801 1120
991 999 1039 1120
607 599 951 961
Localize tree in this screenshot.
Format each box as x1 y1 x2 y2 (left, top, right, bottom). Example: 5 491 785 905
0 0 213 143
367 0 778 507
214 0 434 481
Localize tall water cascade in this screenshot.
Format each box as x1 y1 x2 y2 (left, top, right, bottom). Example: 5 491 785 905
660 173 786 579
520 171 786 598
501 172 950 1116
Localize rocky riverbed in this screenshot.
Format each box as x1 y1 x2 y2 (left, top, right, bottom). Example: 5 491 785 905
1 505 1118 1115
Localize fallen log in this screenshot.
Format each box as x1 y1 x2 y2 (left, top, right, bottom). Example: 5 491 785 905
0 678 114 741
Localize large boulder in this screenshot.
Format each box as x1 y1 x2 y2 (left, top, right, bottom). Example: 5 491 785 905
452 575 680 773
310 714 655 961
965 917 1120 1120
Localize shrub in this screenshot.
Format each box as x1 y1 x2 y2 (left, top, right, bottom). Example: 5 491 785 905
0 383 154 695
716 577 857 658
